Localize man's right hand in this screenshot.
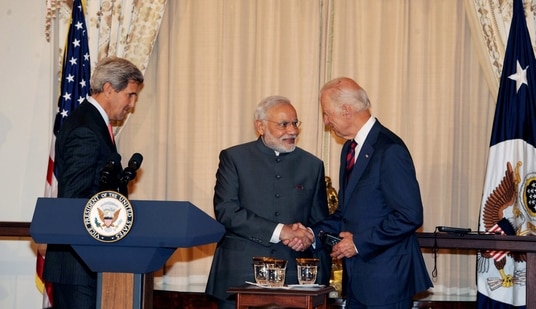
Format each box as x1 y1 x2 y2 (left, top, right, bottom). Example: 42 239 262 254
280 223 313 251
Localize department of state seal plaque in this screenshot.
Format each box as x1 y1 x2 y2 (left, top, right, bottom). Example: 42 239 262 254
84 191 134 242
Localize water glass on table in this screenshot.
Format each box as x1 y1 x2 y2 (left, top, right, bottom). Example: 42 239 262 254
266 259 287 287
296 258 319 285
253 256 274 285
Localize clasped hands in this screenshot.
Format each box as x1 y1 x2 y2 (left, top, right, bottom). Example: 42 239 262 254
280 223 313 252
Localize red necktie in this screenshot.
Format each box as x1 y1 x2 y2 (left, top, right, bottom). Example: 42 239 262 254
108 123 115 144
345 140 357 181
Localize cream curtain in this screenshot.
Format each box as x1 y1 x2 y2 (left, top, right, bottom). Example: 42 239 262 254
54 0 166 75
85 0 167 73
111 0 497 298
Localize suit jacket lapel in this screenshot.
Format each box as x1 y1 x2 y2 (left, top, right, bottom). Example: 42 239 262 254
342 121 382 207
82 101 117 151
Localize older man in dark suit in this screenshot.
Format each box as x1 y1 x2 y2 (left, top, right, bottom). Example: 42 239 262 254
43 57 144 309
312 77 433 309
206 95 330 309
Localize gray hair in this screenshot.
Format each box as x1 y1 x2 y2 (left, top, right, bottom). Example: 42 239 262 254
90 57 144 94
320 77 371 112
254 95 292 120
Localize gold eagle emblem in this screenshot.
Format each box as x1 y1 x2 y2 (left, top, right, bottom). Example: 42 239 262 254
98 208 121 228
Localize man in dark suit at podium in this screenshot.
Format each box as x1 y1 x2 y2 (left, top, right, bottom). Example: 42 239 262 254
206 96 330 309
43 57 144 309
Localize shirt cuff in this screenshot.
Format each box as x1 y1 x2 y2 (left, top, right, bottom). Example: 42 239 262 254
270 223 284 243
308 227 317 249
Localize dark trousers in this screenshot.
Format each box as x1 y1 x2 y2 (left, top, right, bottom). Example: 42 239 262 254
52 283 96 309
217 298 237 309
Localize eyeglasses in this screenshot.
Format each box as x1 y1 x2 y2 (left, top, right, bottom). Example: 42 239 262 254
264 119 302 129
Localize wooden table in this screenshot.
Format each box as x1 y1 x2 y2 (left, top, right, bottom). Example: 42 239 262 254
228 285 334 309
417 232 536 308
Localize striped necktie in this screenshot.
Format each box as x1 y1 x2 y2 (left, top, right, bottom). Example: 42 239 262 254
345 140 357 181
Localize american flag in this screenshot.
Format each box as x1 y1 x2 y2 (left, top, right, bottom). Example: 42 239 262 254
39 0 91 307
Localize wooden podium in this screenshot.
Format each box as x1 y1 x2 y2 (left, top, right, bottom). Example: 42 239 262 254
417 232 536 308
30 197 225 309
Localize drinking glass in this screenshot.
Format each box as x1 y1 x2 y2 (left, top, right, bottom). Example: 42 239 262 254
296 258 319 285
252 257 274 285
266 259 287 287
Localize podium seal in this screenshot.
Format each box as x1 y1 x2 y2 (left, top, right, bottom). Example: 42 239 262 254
83 191 134 242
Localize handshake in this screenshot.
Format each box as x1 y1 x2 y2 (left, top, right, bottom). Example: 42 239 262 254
280 224 356 258
280 223 313 252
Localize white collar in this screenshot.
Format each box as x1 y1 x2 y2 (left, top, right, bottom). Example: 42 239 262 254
353 116 376 145
87 96 110 125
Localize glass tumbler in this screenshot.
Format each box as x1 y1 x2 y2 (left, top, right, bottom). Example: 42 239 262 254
296 258 319 285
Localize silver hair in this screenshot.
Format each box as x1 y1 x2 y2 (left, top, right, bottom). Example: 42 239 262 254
320 77 371 112
254 95 292 120
90 57 144 94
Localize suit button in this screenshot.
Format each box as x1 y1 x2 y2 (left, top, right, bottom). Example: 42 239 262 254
275 193 280 198
276 175 281 179
276 158 281 163
275 212 280 216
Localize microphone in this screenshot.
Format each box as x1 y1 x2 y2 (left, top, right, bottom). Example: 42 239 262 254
120 153 143 185
99 153 122 191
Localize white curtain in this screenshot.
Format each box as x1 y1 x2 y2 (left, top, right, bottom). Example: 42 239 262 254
106 0 496 297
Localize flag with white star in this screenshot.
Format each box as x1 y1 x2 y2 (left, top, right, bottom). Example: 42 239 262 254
52 0 91 136
477 0 536 308
40 0 90 308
